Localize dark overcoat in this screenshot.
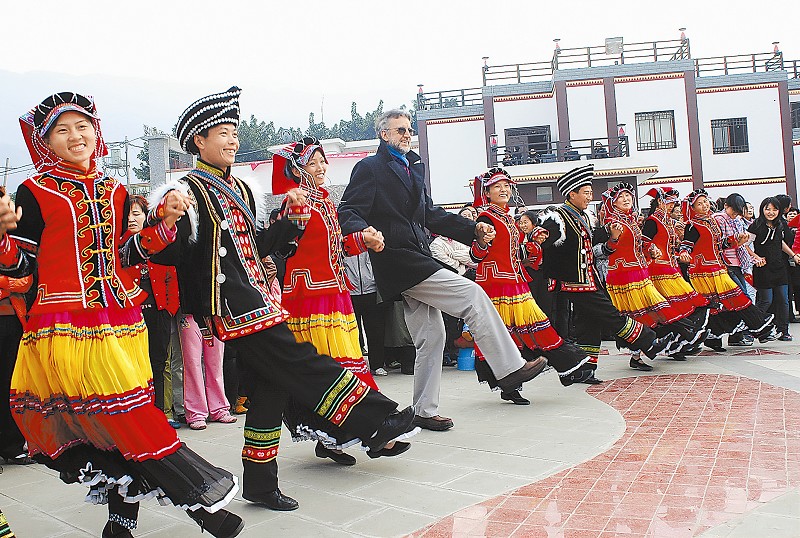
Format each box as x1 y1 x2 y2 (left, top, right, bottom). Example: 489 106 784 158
338 141 475 301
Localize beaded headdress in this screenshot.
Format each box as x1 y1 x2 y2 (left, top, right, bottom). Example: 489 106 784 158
271 136 328 195
601 182 637 224
681 188 709 222
19 92 107 174
176 86 242 155
472 167 514 207
645 186 680 204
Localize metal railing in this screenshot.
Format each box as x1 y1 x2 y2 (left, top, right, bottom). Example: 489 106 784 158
694 51 784 76
490 136 629 167
483 38 690 85
416 87 483 111
785 59 799 79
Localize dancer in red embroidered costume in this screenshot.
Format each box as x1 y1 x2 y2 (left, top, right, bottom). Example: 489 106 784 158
271 137 413 465
678 189 775 349
0 92 243 538
641 187 710 359
469 169 596 401
600 184 709 370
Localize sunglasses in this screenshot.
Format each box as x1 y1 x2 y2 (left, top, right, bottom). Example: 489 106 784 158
385 127 415 136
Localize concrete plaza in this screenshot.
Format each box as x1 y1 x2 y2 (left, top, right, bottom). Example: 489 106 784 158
1 341 799 537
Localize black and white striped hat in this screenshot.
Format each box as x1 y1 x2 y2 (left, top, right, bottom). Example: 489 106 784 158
556 164 594 198
176 86 242 154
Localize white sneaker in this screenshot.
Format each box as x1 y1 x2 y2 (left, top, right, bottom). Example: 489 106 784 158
374 368 388 376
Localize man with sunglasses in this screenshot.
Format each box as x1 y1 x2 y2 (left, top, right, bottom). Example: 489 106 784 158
339 110 547 432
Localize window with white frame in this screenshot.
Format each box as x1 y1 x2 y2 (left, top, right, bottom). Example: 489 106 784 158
634 111 676 151
711 118 749 154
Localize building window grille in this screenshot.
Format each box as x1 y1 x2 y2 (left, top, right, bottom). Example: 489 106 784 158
711 117 749 154
791 102 800 130
536 185 553 203
634 111 676 151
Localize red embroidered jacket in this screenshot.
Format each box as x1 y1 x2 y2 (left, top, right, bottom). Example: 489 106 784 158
0 166 174 315
283 186 367 297
471 204 529 284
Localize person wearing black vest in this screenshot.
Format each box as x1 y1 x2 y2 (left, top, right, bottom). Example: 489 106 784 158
157 88 417 513
538 165 678 381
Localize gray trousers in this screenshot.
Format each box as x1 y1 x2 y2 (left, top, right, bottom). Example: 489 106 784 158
402 269 525 418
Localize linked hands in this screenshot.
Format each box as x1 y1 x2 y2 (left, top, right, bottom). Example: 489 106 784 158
609 222 624 241
362 226 385 252
162 190 194 229
475 222 496 248
0 192 22 239
285 188 308 207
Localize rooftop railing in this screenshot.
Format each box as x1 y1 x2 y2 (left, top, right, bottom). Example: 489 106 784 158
490 136 629 167
416 38 796 112
693 51 785 76
415 87 483 111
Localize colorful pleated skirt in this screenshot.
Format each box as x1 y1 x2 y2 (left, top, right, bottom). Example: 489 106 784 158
606 267 687 327
9 305 237 510
478 281 563 355
281 290 377 448
648 263 708 310
689 267 752 312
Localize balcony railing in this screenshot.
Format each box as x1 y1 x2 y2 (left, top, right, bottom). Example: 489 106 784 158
694 51 785 76
490 136 629 167
416 87 483 111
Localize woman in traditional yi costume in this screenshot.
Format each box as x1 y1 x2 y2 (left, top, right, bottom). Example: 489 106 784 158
678 189 776 348
271 137 410 464
600 184 708 369
0 93 242 538
469 168 595 402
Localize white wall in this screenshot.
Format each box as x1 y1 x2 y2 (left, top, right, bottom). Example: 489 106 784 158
614 77 693 178
425 118 488 204
704 182 787 210
697 87 785 183
493 97 558 148
566 84 607 140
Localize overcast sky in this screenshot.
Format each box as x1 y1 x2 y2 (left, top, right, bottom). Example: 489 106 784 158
1 0 797 189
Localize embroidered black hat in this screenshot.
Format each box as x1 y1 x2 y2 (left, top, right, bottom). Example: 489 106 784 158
176 86 242 155
556 164 594 198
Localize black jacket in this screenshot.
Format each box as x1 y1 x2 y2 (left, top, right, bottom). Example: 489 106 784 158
338 141 475 301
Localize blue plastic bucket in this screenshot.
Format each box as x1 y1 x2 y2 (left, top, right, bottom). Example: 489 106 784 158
457 348 475 371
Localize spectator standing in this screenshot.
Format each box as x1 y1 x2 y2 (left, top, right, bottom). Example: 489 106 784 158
749 197 800 341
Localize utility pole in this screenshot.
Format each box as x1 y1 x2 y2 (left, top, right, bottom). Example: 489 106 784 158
2 158 8 189
124 136 130 188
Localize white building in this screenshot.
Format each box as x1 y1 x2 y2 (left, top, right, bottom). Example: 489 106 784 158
416 34 800 210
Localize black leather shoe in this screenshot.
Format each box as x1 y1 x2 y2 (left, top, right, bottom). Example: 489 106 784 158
500 390 530 405
243 489 299 511
367 441 411 459
668 353 688 361
630 358 654 371
412 414 454 431
497 357 547 392
367 406 415 450
187 508 245 536
315 442 356 466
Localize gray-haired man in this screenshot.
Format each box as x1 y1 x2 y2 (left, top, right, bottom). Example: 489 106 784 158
338 110 546 431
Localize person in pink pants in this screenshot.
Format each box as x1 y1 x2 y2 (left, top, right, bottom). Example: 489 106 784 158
179 313 237 430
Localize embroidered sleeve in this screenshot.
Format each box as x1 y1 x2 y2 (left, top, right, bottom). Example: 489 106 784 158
283 199 312 231
120 221 178 267
342 232 367 256
679 224 699 253
470 239 489 263
0 184 42 278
